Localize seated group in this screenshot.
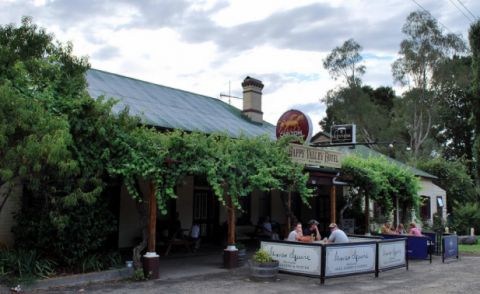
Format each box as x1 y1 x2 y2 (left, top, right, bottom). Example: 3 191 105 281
287 220 349 244
381 222 423 236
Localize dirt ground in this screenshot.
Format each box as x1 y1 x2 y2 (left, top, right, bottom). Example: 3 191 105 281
30 254 479 294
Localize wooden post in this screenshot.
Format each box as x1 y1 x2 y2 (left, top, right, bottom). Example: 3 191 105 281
287 191 291 235
330 185 336 224
144 181 159 279
365 193 370 234
148 181 157 252
227 194 236 246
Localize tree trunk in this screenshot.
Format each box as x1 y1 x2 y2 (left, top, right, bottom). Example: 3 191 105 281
279 190 299 229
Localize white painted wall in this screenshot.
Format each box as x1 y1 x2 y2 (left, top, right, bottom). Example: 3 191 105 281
418 178 447 222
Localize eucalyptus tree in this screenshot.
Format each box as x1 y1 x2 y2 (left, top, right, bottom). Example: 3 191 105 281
323 38 366 87
392 10 466 161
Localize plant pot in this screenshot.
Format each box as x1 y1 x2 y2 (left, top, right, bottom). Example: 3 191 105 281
238 248 247 266
248 259 279 280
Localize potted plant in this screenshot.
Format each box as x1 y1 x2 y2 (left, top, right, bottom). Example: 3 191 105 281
248 248 279 280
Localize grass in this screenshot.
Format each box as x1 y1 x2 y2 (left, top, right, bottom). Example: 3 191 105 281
458 237 480 255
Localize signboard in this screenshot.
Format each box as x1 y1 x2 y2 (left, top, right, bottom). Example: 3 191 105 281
443 235 458 261
276 109 313 144
325 244 376 277
378 240 406 269
261 241 321 276
288 144 343 169
331 124 356 144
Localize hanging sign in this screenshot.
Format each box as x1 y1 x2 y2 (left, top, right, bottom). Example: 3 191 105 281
331 124 356 144
276 109 313 144
288 144 343 168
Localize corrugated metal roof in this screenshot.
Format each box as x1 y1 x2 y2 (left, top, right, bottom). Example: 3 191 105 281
85 69 276 139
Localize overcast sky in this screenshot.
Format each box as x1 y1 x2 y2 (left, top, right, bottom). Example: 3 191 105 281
1 0 479 133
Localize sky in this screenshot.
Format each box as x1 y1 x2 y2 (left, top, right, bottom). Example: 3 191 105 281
1 0 479 133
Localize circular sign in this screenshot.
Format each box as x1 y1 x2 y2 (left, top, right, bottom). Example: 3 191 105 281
276 109 312 143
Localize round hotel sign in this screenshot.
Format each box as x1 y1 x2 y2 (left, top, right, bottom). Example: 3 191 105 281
276 109 312 143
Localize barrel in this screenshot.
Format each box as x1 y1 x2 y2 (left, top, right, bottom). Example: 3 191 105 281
249 260 279 280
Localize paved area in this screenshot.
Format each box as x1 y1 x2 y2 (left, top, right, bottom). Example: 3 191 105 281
30 254 479 294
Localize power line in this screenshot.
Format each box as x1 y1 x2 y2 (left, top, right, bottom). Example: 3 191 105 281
449 0 474 22
457 0 478 20
410 0 453 33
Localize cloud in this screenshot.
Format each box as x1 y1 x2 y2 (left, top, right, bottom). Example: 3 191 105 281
91 45 121 60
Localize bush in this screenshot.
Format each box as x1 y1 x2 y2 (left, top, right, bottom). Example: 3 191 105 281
451 202 480 235
13 198 117 268
0 249 56 286
252 249 273 263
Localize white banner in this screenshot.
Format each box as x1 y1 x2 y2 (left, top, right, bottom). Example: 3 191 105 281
325 244 376 276
378 240 406 269
261 241 321 276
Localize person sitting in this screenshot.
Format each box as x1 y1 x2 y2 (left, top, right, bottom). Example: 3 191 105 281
189 222 201 251
287 222 304 241
262 216 279 240
408 222 422 236
303 219 321 241
395 223 406 234
325 223 349 243
381 221 394 234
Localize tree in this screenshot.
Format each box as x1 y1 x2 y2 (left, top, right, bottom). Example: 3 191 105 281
392 10 466 161
469 20 480 182
323 38 366 87
417 158 478 213
433 56 474 174
341 156 419 232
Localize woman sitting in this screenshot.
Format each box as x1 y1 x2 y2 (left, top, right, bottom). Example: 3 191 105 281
408 222 422 236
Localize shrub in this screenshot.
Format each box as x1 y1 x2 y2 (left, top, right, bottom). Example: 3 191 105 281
252 249 273 263
13 198 117 268
451 202 480 235
0 249 56 286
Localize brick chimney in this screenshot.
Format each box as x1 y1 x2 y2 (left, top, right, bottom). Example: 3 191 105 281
242 76 264 123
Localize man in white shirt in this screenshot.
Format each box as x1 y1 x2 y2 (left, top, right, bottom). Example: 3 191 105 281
326 223 349 243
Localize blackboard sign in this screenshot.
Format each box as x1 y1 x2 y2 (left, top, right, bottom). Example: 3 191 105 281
331 124 356 144
442 235 458 262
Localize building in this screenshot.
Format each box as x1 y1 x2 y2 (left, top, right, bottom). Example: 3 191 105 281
0 69 446 250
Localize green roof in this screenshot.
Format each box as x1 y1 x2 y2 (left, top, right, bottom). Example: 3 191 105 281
85 69 276 138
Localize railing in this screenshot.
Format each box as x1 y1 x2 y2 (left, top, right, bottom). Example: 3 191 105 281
260 236 408 285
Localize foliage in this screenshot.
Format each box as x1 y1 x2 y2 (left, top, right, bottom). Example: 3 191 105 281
469 20 480 182
451 202 480 235
432 56 474 173
14 198 117 267
252 248 274 263
80 252 122 273
417 158 478 212
323 38 365 87
131 268 147 281
0 249 56 286
392 10 466 160
341 155 420 215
